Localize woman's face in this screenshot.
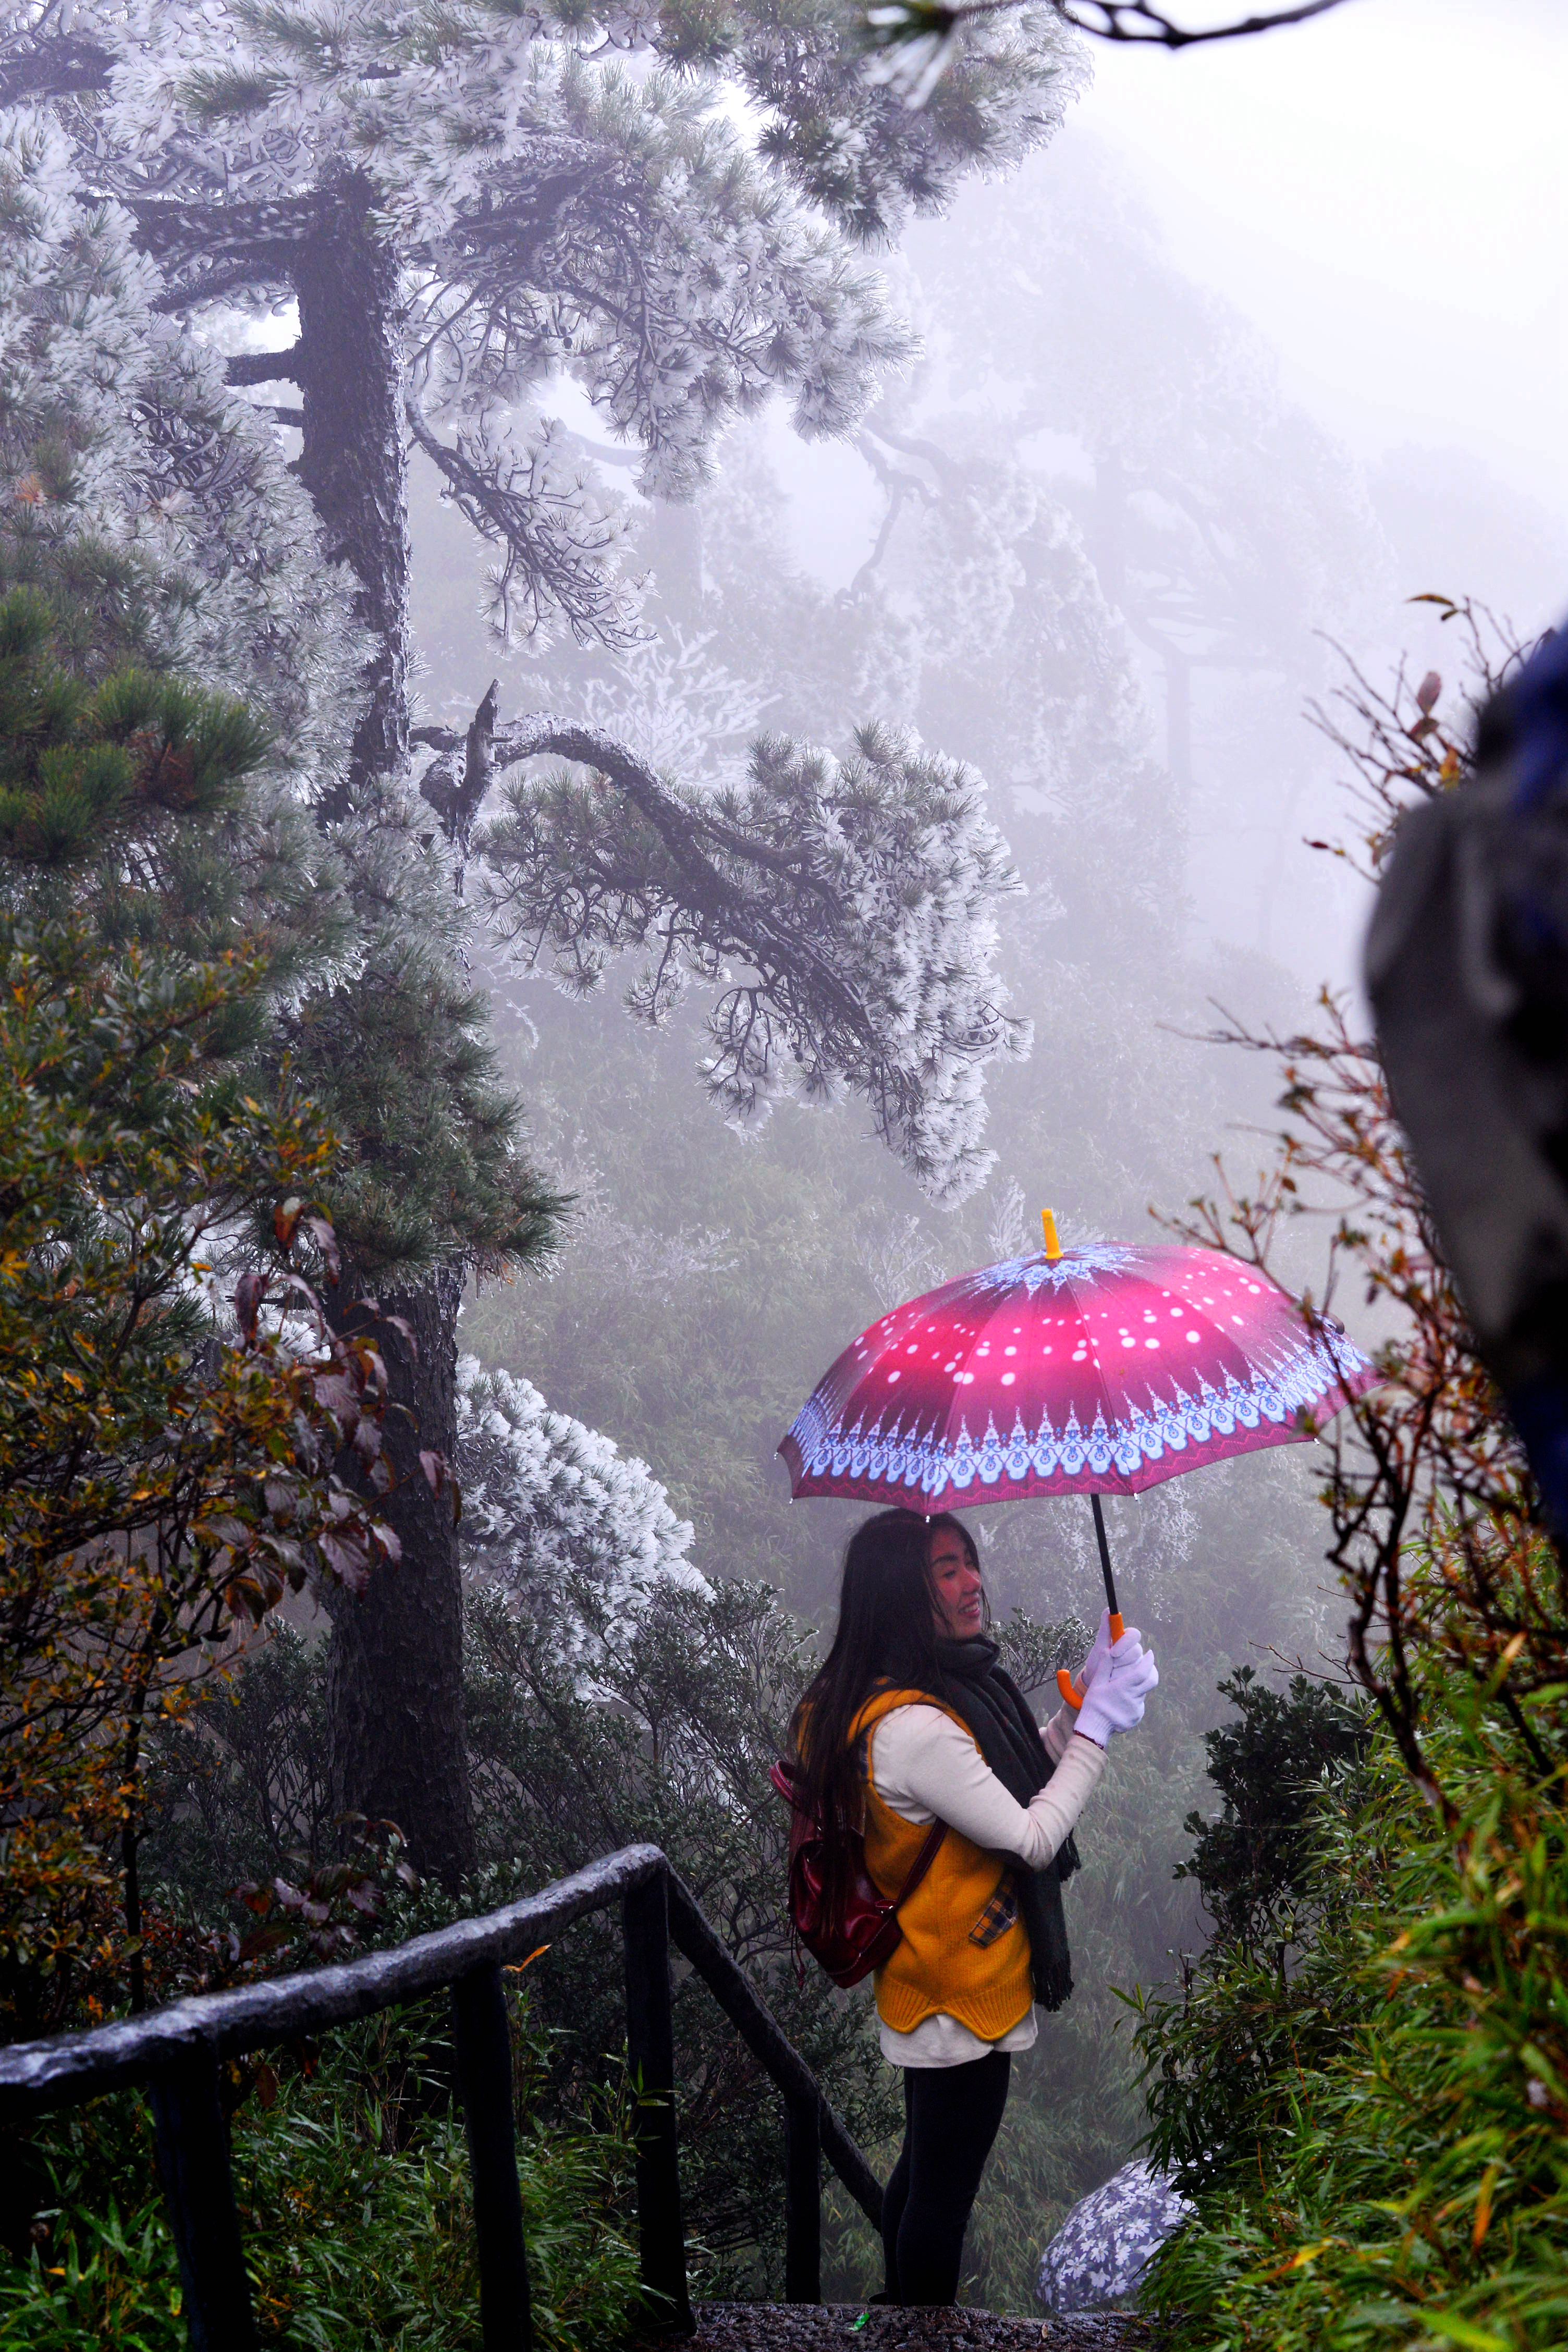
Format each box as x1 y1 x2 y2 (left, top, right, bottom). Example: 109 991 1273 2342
928 1524 984 1640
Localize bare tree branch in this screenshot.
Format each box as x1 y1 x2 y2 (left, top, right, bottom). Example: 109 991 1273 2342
227 346 305 388
863 0 1351 106
1058 0 1350 44
871 0 1349 52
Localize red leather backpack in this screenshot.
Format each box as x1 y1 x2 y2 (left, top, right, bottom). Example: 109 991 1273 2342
770 1757 945 1989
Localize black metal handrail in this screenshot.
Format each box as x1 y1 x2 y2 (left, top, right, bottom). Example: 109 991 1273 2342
0 1844 883 2351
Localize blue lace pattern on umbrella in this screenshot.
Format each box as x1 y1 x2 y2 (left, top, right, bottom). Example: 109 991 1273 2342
789 1324 1369 1498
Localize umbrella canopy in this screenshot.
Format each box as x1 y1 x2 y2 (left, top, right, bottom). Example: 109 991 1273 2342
779 1234 1375 1512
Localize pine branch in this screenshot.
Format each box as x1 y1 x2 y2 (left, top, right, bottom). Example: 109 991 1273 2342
128 193 320 270
404 400 644 651
466 703 1027 1202
227 346 305 387
0 24 114 105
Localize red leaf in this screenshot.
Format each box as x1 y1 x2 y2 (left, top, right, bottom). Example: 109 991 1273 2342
312 1371 360 1423
238 1927 291 1963
274 1197 304 1250
419 1450 445 1494
381 1313 417 1361
1415 669 1441 713
304 1213 341 1283
234 1271 265 1343
322 1532 371 1593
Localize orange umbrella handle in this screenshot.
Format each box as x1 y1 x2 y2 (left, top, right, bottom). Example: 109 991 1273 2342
1056 1611 1124 1711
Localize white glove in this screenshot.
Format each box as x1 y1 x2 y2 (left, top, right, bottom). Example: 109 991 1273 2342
1059 1609 1138 1709
1074 1633 1158 1749
1075 1608 1114 1698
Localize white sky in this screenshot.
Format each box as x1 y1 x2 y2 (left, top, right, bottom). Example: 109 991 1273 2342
757 0 1568 983
768 0 1568 621
1070 0 1568 526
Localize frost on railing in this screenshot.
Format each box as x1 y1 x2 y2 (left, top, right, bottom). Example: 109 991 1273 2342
0 1844 881 2352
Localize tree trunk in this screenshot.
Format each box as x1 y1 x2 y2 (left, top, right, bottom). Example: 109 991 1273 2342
295 173 410 812
325 1263 475 1888
295 182 473 1888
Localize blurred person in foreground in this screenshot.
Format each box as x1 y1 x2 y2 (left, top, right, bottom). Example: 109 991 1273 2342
1368 618 1568 1522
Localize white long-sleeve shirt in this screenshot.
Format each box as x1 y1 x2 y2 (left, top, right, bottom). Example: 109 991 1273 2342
865 1704 1105 2067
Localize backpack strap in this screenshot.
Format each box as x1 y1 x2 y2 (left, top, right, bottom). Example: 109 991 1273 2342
771 1752 946 1902
892 1816 946 1908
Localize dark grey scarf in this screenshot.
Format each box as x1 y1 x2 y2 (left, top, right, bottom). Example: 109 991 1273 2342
921 1635 1079 2012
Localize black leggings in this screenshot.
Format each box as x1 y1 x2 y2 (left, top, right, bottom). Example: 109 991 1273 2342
880 2050 1011 2306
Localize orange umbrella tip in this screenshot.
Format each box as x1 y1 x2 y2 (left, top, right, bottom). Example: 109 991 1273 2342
1040 1207 1062 1260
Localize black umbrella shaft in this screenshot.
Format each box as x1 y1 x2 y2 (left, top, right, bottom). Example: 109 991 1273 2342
1089 1493 1120 1622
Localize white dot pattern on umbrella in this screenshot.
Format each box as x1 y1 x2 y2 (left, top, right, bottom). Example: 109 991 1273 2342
780 1240 1374 1504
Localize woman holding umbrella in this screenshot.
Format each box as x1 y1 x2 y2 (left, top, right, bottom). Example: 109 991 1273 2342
787 1505 1158 2310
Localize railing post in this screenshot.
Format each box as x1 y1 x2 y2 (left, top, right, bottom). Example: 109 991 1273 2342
783 2089 822 2304
146 2043 259 2352
451 1959 533 2352
623 1866 694 2335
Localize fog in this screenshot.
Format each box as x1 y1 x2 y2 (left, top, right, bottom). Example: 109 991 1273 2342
412 9 1568 2294
18 0 1563 2310
415 0 1568 1631
760 0 1568 986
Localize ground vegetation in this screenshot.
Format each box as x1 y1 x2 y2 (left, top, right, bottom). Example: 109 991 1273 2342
0 577 413 2040
1131 611 1568 2351
1 1979 640 2348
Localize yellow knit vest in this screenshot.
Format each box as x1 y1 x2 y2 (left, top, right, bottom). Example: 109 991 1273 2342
851 1683 1034 2043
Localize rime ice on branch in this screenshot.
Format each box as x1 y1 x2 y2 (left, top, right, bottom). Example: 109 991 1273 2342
457 1355 706 1618
416 703 1031 1206
6 0 1080 791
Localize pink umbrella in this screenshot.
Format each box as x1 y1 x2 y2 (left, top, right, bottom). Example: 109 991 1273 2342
779 1212 1375 1702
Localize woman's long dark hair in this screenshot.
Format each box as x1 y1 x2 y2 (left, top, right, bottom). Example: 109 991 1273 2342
788 1507 985 1844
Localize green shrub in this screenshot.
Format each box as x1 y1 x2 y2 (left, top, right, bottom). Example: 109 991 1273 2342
1173 1664 1369 1951
1135 1675 1568 2352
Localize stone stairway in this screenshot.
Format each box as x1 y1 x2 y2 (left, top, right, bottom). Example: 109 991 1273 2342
639 2305 1156 2350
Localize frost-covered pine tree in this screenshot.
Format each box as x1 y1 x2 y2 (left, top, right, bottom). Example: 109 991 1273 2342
5 0 1078 1876
0 106 564 1879
0 107 360 879
457 1356 706 1618
11 0 1077 793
